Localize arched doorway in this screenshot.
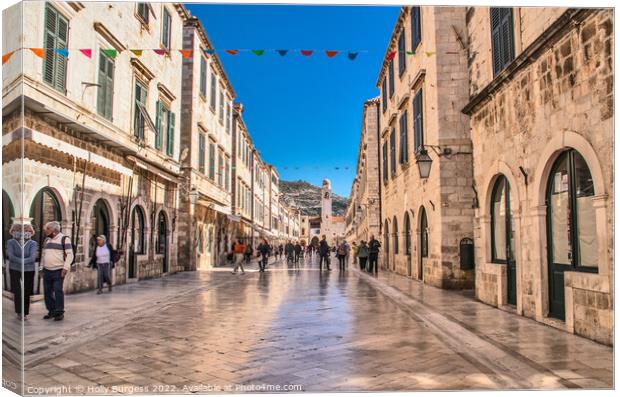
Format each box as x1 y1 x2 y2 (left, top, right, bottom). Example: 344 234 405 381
128 206 145 279
392 216 398 271
546 149 598 320
383 220 389 270
3 190 15 291
491 175 516 305
156 211 168 273
29 188 62 259
89 199 110 258
404 212 412 277
418 207 428 281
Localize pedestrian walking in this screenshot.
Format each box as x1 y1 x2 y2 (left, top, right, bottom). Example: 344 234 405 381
318 235 331 271
284 240 295 264
231 240 246 274
278 244 284 261
257 239 270 272
336 241 349 271
89 235 117 294
40 221 73 321
367 235 381 273
6 223 38 321
357 240 369 271
244 243 253 264
351 242 359 266
294 242 302 263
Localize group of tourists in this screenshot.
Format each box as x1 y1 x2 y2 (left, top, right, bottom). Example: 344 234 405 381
350 235 382 273
5 220 119 322
229 238 306 275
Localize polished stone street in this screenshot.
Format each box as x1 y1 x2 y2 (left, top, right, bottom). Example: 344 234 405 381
3 254 613 394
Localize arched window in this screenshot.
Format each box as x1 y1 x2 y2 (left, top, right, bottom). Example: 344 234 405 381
547 149 598 269
30 188 62 256
383 220 390 255
392 216 399 254
404 212 412 255
156 212 167 255
420 207 428 258
491 176 514 262
90 199 110 256
131 206 146 255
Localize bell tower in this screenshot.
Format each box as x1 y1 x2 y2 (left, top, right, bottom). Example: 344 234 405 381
320 179 332 241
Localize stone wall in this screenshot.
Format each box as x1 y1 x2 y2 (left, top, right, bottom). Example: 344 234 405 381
466 9 613 345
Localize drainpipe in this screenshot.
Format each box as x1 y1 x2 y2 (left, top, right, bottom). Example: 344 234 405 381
376 102 382 272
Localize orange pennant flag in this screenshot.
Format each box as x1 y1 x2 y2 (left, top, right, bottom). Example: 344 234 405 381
325 50 338 58
179 49 193 59
29 48 45 58
2 51 14 65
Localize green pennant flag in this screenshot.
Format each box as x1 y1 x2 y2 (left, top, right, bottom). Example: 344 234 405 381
251 49 265 56
102 49 118 59
406 51 416 55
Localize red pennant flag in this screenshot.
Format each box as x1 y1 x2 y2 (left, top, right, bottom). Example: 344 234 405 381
325 50 338 58
79 49 92 58
153 49 167 56
387 51 396 60
29 48 45 58
301 50 313 56
225 49 239 55
179 49 193 58
2 51 15 65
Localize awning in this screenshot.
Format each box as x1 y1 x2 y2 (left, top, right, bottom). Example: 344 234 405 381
127 155 180 184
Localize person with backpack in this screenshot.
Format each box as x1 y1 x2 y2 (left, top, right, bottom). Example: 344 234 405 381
367 235 381 273
257 239 270 272
40 221 73 321
89 235 117 294
336 241 349 271
6 223 38 320
357 240 369 271
231 240 246 274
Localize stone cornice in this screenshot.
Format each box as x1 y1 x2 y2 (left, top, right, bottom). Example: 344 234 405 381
462 8 593 115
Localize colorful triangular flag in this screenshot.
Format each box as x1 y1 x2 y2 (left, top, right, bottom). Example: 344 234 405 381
406 51 416 55
79 49 92 58
153 49 167 56
2 51 14 65
55 48 69 57
347 51 358 60
179 49 193 58
387 51 396 60
29 48 45 58
251 49 265 56
276 49 288 56
425 51 435 57
225 49 239 55
130 49 143 57
102 49 118 58
204 49 215 55
300 50 313 56
325 50 338 58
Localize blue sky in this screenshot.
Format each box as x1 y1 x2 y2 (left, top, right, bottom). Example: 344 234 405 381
186 4 400 197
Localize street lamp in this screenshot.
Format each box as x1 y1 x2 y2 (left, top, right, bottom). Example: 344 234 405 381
189 187 199 205
415 149 433 179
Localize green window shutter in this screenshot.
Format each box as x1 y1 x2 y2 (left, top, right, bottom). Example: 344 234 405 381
43 5 57 86
155 101 162 149
162 8 171 49
200 57 207 96
199 134 205 172
167 112 175 156
105 58 114 119
97 53 107 116
55 14 68 92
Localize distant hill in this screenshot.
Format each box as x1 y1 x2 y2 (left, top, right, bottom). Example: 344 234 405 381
280 180 349 217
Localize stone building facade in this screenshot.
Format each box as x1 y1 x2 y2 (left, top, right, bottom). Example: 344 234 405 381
376 6 475 288
178 14 235 271
3 2 188 293
463 7 613 345
345 98 381 245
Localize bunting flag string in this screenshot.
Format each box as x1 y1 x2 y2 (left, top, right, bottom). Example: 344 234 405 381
2 46 459 65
